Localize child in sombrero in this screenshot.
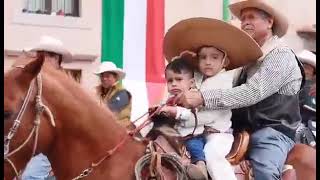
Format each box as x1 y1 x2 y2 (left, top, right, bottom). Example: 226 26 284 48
159 17 263 180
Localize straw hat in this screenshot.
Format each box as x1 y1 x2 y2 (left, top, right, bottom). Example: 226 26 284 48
27 35 73 62
297 25 316 39
94 61 126 80
229 0 289 37
297 50 316 68
163 17 263 70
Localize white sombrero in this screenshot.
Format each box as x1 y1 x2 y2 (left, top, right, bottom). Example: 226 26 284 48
94 61 126 80
229 0 289 37
27 35 73 62
297 50 316 68
163 17 263 70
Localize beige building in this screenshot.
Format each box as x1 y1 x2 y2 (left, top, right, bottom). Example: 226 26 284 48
4 0 102 90
229 0 316 52
4 0 316 91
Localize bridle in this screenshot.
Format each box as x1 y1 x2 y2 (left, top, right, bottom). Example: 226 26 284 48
4 71 196 180
4 74 55 179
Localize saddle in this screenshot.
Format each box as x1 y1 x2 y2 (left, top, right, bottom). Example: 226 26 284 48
145 125 296 180
143 105 296 179
147 124 250 163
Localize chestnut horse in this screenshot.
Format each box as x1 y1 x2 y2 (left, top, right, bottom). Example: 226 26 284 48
4 57 146 179
4 57 316 180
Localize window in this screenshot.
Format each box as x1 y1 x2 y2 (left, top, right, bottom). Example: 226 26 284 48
22 0 80 17
64 69 82 83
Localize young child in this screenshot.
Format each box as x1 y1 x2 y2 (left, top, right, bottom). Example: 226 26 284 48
161 17 263 180
192 45 236 180
159 48 236 180
149 55 196 136
158 55 211 179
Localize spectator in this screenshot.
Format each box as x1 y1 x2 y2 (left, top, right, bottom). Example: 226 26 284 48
94 61 133 128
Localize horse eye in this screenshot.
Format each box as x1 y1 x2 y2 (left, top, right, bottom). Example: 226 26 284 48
4 111 13 120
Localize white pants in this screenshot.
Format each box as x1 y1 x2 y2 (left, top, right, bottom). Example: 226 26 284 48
204 133 237 180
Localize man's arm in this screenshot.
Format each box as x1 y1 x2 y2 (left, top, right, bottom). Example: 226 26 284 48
202 48 302 110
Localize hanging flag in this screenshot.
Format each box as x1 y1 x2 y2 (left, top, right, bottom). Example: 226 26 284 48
101 0 166 123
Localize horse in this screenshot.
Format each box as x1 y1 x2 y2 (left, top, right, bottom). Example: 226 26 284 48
4 56 147 179
4 56 316 180
286 143 316 180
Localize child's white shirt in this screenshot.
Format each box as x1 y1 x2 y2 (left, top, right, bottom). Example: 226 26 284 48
175 69 235 136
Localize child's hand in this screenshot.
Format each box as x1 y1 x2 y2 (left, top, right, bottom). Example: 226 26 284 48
158 105 177 119
176 89 204 108
148 105 160 114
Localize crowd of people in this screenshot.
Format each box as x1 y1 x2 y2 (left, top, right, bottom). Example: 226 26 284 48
16 0 315 180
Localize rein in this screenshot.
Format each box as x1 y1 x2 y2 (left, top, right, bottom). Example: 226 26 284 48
4 74 55 179
71 100 168 180
72 94 199 179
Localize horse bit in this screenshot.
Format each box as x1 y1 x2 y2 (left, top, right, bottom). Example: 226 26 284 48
4 74 55 179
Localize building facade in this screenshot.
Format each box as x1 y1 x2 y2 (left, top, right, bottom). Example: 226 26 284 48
4 0 316 123
4 0 102 90
5 0 316 87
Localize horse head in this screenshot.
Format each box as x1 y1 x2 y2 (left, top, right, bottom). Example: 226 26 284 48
4 54 148 179
4 55 56 179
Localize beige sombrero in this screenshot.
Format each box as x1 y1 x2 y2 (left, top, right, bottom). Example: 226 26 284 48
26 35 73 63
94 61 126 80
229 0 289 38
163 17 263 70
297 50 316 68
297 25 316 39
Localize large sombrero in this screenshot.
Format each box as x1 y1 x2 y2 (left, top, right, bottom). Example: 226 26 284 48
163 17 263 70
229 0 289 37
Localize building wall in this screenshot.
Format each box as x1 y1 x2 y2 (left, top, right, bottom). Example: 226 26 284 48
273 0 316 52
229 0 316 52
4 0 102 89
165 0 223 32
3 56 17 73
4 0 316 90
166 0 316 52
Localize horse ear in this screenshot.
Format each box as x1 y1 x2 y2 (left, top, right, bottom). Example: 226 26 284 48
18 53 45 86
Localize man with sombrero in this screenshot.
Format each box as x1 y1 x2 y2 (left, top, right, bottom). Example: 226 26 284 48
94 61 133 128
295 50 316 146
297 50 316 120
176 0 305 179
163 17 262 180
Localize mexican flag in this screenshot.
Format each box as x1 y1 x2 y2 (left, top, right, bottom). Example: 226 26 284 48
101 0 167 123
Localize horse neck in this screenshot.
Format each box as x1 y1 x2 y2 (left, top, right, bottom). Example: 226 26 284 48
39 70 145 178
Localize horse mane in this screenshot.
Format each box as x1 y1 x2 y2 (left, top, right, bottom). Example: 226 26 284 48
5 58 148 180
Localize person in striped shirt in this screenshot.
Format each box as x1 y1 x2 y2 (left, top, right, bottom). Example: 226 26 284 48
161 17 262 180
176 1 305 180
